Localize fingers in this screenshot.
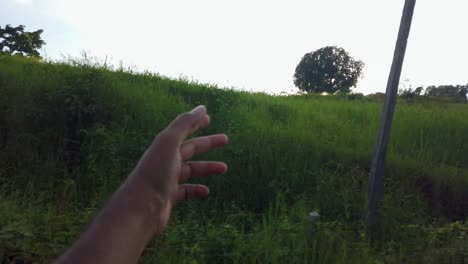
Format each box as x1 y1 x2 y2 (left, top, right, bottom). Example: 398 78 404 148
180 134 229 161
180 161 227 182
173 184 210 204
166 105 210 143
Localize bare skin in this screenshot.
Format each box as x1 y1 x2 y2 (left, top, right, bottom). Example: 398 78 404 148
55 105 228 263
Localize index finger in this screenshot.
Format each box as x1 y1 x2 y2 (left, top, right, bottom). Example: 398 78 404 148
166 105 210 143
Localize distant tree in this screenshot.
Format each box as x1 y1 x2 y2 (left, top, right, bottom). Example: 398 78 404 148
460 85 468 100
0 24 45 58
425 84 467 101
414 86 423 96
398 78 421 98
367 92 386 101
398 86 424 99
293 46 364 94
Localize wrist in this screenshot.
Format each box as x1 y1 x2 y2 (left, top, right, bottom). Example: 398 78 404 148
122 176 171 235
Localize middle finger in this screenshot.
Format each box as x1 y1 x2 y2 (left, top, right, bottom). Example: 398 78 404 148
180 134 228 161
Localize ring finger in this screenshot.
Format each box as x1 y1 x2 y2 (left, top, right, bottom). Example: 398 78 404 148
180 161 227 182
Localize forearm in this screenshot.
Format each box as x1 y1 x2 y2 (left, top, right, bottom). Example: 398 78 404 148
54 106 226 263
55 179 162 264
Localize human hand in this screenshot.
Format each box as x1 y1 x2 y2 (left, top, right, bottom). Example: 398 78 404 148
55 105 227 264
127 105 228 235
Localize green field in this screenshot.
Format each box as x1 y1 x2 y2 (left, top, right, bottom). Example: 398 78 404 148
0 55 467 263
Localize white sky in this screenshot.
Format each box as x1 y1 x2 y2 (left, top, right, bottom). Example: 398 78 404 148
1 0 467 94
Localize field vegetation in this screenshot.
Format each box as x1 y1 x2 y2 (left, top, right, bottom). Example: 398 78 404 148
0 55 467 263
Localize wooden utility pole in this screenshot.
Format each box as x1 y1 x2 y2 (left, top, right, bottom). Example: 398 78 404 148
365 0 416 228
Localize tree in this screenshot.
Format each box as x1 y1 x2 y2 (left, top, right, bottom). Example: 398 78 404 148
414 86 423 96
398 87 420 98
0 24 45 58
293 46 364 94
425 84 467 101
398 79 423 99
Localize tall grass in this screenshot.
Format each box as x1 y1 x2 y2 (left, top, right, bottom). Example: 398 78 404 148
0 55 467 262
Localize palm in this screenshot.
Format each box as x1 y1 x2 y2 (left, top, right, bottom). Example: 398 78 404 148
133 106 228 233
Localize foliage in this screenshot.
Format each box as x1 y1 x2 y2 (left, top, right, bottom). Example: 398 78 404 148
366 92 386 102
397 80 468 102
293 46 364 94
0 55 467 263
0 24 45 58
425 84 468 101
399 86 423 99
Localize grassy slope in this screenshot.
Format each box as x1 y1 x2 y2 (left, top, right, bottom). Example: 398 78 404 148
0 55 467 263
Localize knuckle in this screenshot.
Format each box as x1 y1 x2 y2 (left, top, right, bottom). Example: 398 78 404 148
186 142 196 157
176 112 193 123
157 129 177 143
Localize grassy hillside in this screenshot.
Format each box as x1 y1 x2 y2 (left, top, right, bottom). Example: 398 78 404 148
0 55 467 263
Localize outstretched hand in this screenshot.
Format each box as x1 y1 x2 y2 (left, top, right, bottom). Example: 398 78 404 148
56 105 228 264
128 105 228 234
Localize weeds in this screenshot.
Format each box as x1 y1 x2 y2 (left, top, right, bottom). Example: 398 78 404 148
0 55 467 262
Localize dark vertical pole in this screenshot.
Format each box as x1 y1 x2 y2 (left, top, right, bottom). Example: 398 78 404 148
365 0 416 228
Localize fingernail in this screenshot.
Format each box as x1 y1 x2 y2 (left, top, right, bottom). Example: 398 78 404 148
191 105 206 116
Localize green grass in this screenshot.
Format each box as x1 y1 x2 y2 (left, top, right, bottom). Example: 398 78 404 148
0 55 467 263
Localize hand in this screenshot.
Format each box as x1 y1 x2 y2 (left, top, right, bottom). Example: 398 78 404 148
127 105 228 234
56 105 228 264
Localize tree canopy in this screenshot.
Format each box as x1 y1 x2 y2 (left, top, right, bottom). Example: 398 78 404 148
399 84 467 101
425 85 467 99
294 46 364 94
0 24 45 58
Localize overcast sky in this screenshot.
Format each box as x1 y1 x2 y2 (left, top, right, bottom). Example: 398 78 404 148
1 0 467 94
